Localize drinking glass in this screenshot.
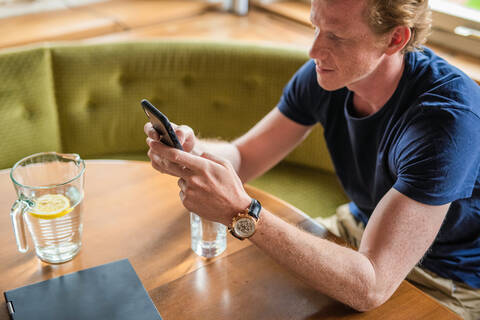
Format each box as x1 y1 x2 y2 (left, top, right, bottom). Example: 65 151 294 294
190 212 226 258
9 152 85 264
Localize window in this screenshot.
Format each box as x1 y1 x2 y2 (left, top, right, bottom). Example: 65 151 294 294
429 0 480 58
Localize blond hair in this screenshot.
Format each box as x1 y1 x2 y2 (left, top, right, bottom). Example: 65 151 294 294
366 0 432 52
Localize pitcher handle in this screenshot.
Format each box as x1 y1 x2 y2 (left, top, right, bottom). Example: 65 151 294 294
10 198 31 253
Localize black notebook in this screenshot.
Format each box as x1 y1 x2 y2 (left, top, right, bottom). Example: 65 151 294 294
4 259 162 320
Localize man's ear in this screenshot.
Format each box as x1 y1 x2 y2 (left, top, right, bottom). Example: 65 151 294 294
385 26 411 55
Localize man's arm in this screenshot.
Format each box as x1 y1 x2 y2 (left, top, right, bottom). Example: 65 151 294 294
251 188 449 311
148 141 450 311
232 108 314 182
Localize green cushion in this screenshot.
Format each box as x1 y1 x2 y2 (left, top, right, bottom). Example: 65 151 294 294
50 41 304 155
250 162 348 218
50 41 334 172
1 41 335 173
0 47 61 169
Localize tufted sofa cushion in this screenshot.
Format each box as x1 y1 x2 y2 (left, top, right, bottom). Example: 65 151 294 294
49 41 335 172
0 47 61 168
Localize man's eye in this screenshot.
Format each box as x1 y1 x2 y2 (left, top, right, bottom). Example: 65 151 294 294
327 33 342 41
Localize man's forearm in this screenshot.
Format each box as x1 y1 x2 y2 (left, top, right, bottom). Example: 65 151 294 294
250 209 383 311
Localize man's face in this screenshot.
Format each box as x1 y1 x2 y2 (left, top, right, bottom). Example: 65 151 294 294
309 0 387 91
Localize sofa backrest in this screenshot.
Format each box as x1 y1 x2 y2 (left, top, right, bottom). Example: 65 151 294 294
0 47 62 169
0 41 335 173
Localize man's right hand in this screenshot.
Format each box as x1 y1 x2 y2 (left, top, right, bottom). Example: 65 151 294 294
144 122 198 176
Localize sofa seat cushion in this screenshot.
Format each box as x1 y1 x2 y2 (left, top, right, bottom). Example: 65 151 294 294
250 162 348 219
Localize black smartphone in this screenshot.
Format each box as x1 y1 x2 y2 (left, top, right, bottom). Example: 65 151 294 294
141 99 184 150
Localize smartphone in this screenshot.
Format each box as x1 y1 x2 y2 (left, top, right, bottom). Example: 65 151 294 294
141 99 183 150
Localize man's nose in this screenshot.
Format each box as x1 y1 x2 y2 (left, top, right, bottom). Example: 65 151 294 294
309 35 329 60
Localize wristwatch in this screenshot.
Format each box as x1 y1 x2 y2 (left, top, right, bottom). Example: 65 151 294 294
229 198 262 240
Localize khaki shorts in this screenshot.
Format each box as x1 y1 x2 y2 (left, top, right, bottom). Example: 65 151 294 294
317 204 480 320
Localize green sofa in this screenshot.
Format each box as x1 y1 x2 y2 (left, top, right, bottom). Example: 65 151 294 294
0 41 348 218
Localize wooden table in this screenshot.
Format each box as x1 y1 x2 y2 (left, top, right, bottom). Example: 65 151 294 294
0 160 460 319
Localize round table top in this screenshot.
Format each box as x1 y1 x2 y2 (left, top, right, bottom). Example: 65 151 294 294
0 160 459 319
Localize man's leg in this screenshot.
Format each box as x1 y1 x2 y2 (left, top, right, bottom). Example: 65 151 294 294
407 267 480 320
316 203 364 249
316 204 480 319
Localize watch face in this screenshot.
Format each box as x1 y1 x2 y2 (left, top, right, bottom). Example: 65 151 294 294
234 217 255 238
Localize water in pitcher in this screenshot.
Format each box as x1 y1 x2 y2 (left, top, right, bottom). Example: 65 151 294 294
25 186 83 263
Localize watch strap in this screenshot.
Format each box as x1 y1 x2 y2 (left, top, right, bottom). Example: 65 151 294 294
230 225 245 240
248 198 261 220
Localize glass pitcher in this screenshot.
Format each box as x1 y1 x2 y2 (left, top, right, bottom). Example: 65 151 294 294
10 152 85 264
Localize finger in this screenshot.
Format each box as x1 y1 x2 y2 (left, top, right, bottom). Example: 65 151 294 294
147 137 170 152
201 152 229 167
148 137 208 172
144 122 160 140
150 152 191 178
146 136 159 148
159 157 191 178
176 125 195 152
145 122 159 140
177 178 187 191
150 157 166 174
151 145 208 172
169 123 185 145
176 129 186 146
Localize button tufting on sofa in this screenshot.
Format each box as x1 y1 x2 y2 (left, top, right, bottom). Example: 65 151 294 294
182 74 194 86
212 100 224 109
119 74 132 86
87 101 97 110
243 76 261 89
22 107 34 120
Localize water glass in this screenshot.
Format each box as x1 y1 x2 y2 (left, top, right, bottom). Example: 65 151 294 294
190 212 226 258
9 152 85 264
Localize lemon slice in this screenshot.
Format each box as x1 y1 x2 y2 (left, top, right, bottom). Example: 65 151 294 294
28 194 73 219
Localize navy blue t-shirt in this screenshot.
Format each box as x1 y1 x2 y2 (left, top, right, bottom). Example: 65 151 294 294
278 47 480 288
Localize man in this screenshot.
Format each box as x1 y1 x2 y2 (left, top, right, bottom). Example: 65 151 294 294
145 0 480 317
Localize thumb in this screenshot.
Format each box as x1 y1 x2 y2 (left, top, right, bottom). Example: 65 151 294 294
170 123 184 144
175 125 195 153
201 152 228 167
175 129 186 146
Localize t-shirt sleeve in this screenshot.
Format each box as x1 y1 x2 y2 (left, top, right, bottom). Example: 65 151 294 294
277 59 324 126
393 107 480 205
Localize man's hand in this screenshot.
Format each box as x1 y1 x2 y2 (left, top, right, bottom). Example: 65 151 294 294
144 122 196 153
145 122 197 176
178 152 251 226
145 123 251 225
